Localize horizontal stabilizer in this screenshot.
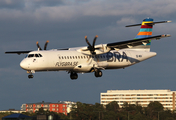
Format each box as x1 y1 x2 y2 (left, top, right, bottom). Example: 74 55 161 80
107 34 171 49
126 20 171 27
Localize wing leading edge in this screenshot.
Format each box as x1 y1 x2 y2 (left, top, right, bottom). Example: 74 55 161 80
5 51 32 55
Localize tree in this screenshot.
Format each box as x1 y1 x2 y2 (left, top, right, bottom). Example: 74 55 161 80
145 101 164 119
106 101 119 112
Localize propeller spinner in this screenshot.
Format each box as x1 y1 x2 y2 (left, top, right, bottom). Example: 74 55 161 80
85 35 98 55
36 40 49 50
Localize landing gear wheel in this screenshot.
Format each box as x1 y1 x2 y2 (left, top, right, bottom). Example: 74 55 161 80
70 72 78 80
94 70 102 77
28 75 34 79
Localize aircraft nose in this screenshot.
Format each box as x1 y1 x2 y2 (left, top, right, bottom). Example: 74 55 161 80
20 60 28 70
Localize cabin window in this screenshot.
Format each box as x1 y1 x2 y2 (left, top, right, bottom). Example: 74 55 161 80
70 56 72 59
67 56 69 59
64 56 66 59
84 56 86 59
81 56 83 59
75 56 77 59
72 56 74 59
62 56 64 59
59 56 61 59
78 56 80 59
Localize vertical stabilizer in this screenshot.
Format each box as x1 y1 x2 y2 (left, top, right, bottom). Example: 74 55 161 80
135 18 153 40
127 18 154 51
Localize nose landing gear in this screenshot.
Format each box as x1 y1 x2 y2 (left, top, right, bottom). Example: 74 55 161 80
70 72 78 80
28 74 34 79
27 70 35 79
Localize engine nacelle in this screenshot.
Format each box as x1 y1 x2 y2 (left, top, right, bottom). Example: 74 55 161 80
73 64 92 72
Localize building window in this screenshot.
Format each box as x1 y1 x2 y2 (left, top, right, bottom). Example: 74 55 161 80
53 105 55 107
63 105 65 107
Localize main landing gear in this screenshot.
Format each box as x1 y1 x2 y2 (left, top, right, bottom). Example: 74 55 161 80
69 70 102 80
70 72 78 80
94 70 102 77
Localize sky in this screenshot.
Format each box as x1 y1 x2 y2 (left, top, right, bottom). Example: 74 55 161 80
0 0 176 110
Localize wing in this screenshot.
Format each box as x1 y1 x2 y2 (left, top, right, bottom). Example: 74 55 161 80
5 51 32 55
107 34 170 50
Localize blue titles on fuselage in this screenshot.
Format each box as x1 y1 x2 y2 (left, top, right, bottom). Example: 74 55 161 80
107 52 128 62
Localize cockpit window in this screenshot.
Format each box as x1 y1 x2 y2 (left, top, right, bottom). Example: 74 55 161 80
27 54 43 58
39 54 42 57
35 54 39 57
28 54 34 58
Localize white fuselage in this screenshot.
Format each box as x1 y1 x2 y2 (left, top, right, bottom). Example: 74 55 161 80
20 49 156 73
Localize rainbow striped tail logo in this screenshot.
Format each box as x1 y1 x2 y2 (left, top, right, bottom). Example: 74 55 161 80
135 18 153 40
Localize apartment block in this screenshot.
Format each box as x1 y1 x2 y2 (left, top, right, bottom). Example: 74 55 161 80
101 89 176 110
24 101 67 115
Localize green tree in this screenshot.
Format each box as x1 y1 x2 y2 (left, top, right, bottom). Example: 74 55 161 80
106 101 119 112
145 101 164 120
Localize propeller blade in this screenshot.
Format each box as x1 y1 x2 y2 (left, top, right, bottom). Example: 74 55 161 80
92 35 98 48
36 41 42 50
44 40 49 50
85 36 92 48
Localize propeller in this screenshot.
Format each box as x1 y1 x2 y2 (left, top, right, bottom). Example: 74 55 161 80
36 40 49 50
85 35 98 55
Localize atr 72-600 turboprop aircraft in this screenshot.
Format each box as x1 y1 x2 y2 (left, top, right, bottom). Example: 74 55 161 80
5 18 171 80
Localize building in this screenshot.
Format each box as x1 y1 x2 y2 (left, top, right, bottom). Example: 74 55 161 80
100 89 176 110
24 101 67 115
58 101 76 113
21 104 26 111
0 109 25 113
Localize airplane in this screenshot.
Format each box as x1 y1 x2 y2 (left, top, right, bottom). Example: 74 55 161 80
5 18 171 80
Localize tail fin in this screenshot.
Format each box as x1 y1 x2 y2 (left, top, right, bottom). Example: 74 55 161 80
135 18 153 39
126 18 171 51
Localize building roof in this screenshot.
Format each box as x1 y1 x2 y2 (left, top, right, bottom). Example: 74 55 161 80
26 101 67 105
2 113 31 119
104 89 176 93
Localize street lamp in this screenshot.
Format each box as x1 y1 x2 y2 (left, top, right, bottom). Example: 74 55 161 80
127 110 135 120
152 111 164 120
